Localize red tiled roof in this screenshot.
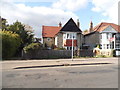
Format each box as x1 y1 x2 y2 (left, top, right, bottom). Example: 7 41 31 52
93 22 120 32
42 26 62 37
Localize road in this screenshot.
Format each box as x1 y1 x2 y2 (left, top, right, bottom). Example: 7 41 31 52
1 58 119 88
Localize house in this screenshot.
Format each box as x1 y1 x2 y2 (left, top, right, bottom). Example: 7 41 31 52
42 18 83 50
42 23 62 49
55 18 83 50
84 22 120 55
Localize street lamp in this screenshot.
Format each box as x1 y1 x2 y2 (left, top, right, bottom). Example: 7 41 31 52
72 33 74 61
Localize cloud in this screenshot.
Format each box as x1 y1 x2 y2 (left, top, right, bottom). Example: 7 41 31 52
52 0 88 12
1 0 79 38
1 0 119 39
91 0 119 24
1 0 58 3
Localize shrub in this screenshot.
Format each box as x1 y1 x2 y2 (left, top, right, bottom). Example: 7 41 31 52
54 47 66 50
23 43 42 53
1 30 21 59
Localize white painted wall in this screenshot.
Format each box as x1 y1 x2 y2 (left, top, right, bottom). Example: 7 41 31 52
55 36 58 46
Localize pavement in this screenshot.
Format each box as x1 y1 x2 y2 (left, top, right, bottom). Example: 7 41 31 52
1 57 118 70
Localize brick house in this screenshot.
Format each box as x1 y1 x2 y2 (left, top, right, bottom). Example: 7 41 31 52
42 25 62 49
55 18 83 50
84 22 120 55
42 18 83 50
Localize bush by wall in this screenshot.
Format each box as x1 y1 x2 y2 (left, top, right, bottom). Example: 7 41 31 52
1 30 21 59
23 43 43 53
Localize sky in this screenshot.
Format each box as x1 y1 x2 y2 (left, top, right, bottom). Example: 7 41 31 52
1 0 119 38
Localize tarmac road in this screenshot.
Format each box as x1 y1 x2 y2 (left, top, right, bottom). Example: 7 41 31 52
1 58 119 88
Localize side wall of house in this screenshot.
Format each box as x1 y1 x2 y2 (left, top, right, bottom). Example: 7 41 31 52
84 32 100 49
43 37 55 48
57 32 63 48
77 33 83 49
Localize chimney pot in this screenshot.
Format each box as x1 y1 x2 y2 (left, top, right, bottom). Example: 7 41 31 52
59 22 62 27
77 19 80 28
89 21 93 32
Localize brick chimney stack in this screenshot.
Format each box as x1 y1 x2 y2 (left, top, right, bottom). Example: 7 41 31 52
77 19 80 28
59 22 62 27
89 21 93 32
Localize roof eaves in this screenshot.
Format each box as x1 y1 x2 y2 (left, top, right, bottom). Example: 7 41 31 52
84 31 96 36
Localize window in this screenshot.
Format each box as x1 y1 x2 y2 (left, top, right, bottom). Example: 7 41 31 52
67 33 69 39
70 33 72 39
116 34 120 40
112 33 116 37
100 34 102 39
107 44 109 49
103 44 106 49
66 33 77 39
47 38 51 41
73 33 76 39
110 44 112 49
112 42 114 49
67 47 69 50
106 33 109 39
116 43 120 49
63 34 66 39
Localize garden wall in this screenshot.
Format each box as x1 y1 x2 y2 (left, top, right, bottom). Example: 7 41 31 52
22 50 94 59
22 50 71 59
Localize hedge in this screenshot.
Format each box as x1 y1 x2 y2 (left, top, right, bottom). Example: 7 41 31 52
1 30 21 59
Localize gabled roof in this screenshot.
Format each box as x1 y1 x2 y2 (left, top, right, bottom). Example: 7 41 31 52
42 26 62 38
93 22 120 32
85 22 120 36
60 18 82 32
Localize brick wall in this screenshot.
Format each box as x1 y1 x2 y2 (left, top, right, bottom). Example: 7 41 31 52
79 50 94 57
57 32 63 48
23 50 72 59
77 33 83 49
22 49 95 59
84 32 100 49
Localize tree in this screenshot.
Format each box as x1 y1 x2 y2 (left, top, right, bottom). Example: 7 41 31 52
8 21 34 56
83 29 89 35
1 17 9 31
1 30 21 59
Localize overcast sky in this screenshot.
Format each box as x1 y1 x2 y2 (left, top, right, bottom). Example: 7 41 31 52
1 0 119 38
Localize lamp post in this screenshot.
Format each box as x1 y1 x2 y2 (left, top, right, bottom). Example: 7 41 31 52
72 33 74 61
114 35 116 49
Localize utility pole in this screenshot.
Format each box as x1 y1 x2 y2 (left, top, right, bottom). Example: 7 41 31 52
72 33 74 61
114 35 116 49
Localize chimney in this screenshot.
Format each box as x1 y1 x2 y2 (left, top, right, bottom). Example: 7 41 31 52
59 22 62 27
77 19 80 28
89 21 93 32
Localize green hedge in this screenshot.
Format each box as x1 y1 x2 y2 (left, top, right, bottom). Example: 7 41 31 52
23 43 42 53
1 30 21 59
